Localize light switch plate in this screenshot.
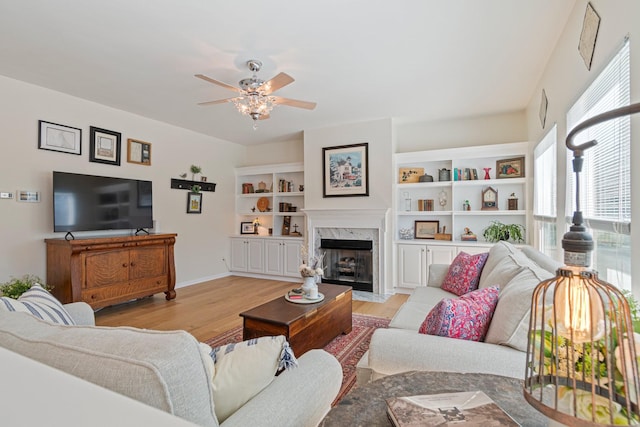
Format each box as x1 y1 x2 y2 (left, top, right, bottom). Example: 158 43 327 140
0 192 14 199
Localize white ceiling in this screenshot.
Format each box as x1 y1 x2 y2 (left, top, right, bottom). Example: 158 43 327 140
0 0 575 146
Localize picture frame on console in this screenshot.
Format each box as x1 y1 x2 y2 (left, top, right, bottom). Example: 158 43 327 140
415 220 439 239
186 192 202 214
89 126 121 166
322 142 369 198
38 120 82 155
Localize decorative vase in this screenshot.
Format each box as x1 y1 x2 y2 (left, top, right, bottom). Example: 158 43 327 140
301 276 318 299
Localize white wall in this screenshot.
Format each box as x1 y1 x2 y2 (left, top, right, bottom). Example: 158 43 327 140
0 75 246 287
525 0 640 293
396 110 528 153
243 139 303 166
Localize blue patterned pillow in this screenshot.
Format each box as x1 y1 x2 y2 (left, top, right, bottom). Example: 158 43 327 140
0 284 76 325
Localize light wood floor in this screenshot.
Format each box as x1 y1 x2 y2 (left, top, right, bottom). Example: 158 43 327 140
95 276 409 342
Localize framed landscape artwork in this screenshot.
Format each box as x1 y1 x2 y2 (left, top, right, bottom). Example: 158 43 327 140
322 142 369 198
415 220 439 239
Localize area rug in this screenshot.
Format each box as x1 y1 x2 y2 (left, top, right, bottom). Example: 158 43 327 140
203 313 390 404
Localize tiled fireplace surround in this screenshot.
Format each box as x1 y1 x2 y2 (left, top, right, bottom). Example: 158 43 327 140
304 209 390 295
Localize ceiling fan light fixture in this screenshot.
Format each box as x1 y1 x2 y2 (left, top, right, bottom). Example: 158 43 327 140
231 92 277 123
195 58 316 129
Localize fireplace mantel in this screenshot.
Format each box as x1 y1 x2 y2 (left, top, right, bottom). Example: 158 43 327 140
302 208 389 230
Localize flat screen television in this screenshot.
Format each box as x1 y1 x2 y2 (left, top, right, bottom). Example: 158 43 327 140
53 171 153 233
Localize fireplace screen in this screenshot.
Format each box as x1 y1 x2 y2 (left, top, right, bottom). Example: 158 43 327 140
320 239 373 292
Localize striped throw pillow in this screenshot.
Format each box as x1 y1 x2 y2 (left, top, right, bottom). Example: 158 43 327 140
0 284 76 325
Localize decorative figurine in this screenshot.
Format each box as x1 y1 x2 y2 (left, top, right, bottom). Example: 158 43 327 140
463 200 471 211
508 193 519 210
461 227 478 241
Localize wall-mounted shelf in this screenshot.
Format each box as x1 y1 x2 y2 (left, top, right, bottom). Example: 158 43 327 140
170 179 216 192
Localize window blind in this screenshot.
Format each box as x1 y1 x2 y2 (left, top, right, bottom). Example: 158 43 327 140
534 125 557 223
566 38 630 235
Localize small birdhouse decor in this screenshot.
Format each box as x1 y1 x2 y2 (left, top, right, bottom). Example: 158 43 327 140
508 193 518 211
481 187 498 210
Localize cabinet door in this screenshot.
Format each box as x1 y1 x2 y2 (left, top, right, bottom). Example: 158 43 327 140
247 239 264 273
84 250 130 288
230 238 248 271
129 246 167 280
398 244 427 288
264 240 284 276
426 245 456 265
283 240 302 277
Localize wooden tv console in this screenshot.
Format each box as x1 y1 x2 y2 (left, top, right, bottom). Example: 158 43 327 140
45 233 177 309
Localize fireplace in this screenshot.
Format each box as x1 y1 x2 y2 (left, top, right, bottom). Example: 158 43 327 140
320 239 373 292
304 208 389 295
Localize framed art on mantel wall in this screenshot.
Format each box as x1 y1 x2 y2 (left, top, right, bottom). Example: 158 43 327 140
322 142 369 197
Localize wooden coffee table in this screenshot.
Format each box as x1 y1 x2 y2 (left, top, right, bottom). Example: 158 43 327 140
239 283 352 356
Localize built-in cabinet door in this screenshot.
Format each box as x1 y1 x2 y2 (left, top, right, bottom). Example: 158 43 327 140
283 240 302 278
246 239 264 273
230 238 248 271
426 245 456 266
398 244 426 288
264 240 284 276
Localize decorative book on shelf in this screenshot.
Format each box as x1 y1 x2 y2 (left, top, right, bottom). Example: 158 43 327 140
386 391 519 426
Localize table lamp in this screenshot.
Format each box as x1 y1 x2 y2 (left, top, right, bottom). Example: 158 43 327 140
524 102 640 425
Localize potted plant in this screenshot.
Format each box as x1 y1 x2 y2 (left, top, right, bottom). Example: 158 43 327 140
0 274 50 299
482 221 525 243
190 165 202 181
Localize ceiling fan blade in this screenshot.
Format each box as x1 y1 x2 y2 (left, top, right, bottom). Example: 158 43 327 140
194 74 240 93
274 97 317 110
197 97 237 106
262 72 294 94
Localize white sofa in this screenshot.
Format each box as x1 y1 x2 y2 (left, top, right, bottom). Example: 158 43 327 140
0 303 343 427
357 241 562 383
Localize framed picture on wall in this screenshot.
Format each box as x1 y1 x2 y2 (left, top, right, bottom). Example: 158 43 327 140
187 192 202 214
89 126 121 166
38 120 82 155
127 138 152 165
322 142 369 198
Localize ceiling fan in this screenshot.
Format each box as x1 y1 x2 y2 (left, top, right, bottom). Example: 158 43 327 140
195 59 316 127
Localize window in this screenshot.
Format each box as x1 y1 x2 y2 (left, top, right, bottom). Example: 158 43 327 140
565 38 631 289
533 125 559 260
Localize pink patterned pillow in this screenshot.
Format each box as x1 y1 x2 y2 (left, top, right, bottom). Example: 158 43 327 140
441 251 489 296
418 286 500 341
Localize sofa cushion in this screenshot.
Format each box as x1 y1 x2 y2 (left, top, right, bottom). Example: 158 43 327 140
479 242 535 289
441 252 489 296
391 287 455 330
0 284 76 325
208 335 296 423
418 286 499 341
484 264 554 351
0 311 219 427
